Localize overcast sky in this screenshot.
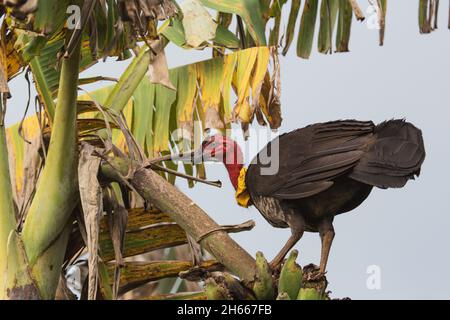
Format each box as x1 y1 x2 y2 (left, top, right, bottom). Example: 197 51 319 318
6 0 450 299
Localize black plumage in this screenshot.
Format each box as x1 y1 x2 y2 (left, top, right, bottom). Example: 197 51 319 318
245 119 425 272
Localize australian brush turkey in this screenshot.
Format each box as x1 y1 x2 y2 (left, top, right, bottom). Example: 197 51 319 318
194 119 425 274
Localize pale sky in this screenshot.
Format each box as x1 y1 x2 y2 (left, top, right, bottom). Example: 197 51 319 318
6 0 450 299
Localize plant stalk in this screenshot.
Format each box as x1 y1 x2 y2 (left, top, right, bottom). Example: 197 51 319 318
21 39 81 298
100 158 257 283
104 46 152 112
0 101 17 290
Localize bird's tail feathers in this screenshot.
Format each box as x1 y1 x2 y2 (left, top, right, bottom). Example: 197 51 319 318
350 120 425 189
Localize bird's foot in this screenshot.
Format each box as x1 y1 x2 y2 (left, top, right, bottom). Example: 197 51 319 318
303 264 326 281
308 271 326 281
179 264 225 282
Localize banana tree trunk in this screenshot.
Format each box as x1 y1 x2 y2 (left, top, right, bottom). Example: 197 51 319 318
0 103 17 293
6 39 82 300
100 158 257 283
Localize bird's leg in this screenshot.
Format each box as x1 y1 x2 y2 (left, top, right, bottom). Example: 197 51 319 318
316 219 335 277
269 214 305 270
269 234 301 270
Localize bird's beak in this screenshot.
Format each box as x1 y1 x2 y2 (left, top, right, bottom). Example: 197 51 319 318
192 148 207 164
169 148 207 165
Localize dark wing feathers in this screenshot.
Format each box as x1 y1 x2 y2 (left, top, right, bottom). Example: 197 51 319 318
273 181 334 199
313 120 374 141
287 151 364 183
350 120 425 188
247 120 375 199
246 119 425 200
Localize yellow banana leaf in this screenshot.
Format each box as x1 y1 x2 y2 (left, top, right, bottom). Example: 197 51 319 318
175 64 197 139
5 116 40 196
7 46 280 190
233 47 258 123
197 57 225 129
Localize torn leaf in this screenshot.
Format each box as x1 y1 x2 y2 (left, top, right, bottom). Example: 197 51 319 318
147 43 176 90
181 0 218 48
78 143 104 300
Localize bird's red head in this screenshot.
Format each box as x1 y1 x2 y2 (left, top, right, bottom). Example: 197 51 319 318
199 134 244 190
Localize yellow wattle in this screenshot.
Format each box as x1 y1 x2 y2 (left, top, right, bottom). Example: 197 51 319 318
235 167 252 208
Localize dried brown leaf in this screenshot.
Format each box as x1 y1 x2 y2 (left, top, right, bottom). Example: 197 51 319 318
108 190 129 266
78 143 104 300
147 42 176 90
17 134 43 228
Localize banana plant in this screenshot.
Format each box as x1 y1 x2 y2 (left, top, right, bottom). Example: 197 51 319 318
0 0 280 300
0 0 183 300
205 251 330 301
0 0 448 300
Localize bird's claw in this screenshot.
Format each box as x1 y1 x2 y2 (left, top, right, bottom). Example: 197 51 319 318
300 263 327 281
307 270 326 281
